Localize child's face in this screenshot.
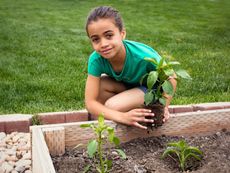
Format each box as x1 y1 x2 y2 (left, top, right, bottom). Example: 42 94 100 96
87 18 126 60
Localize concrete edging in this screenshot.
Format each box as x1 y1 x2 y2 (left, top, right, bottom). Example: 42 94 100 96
1 102 230 133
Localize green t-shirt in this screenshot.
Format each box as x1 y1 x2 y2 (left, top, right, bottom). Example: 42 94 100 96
87 40 161 86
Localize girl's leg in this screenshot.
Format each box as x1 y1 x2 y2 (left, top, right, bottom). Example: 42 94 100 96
98 75 145 112
104 88 145 112
97 75 127 104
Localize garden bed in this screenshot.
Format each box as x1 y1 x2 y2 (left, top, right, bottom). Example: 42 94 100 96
53 130 230 173
30 109 230 173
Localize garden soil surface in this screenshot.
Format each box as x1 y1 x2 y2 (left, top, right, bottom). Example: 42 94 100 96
52 130 230 173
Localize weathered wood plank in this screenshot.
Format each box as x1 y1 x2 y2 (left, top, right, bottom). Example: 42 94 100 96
31 127 56 173
43 126 65 156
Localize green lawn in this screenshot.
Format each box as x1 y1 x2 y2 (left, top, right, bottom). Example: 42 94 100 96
0 0 229 114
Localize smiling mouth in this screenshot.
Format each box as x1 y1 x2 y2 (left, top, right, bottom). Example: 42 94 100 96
101 48 112 54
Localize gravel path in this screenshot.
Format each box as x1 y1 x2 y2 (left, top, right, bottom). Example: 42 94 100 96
0 132 32 173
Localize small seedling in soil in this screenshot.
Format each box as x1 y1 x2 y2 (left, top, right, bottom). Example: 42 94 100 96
80 114 126 173
162 140 203 172
140 57 191 129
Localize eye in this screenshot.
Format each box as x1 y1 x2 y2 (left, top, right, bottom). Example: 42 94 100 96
106 33 113 39
91 37 99 43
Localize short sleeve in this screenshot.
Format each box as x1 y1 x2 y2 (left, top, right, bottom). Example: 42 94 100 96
88 60 102 77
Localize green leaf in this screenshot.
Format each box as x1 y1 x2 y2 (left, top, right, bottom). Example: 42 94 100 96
159 97 166 106
144 57 158 65
147 71 158 89
113 136 120 146
107 127 114 133
184 153 202 161
175 69 192 80
140 73 148 85
98 114 104 127
87 139 98 158
178 140 187 148
168 61 180 66
80 124 91 128
167 141 181 148
163 68 175 76
162 80 174 96
105 159 113 171
107 127 115 143
115 149 127 159
157 57 165 69
144 91 154 105
170 140 186 149
186 146 203 155
161 147 180 159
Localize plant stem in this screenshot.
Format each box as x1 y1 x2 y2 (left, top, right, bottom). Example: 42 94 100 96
98 132 105 173
180 155 185 171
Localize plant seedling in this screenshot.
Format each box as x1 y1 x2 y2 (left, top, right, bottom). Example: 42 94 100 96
162 140 203 171
140 57 192 128
80 114 126 173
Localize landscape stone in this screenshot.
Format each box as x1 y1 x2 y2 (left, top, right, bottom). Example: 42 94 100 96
0 132 32 172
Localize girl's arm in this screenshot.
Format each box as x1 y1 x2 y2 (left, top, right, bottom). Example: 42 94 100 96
163 74 177 122
85 75 154 129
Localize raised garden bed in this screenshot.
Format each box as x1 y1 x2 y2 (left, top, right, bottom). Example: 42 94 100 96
30 109 230 173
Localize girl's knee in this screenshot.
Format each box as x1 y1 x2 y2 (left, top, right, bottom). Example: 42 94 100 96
100 75 126 93
104 99 122 111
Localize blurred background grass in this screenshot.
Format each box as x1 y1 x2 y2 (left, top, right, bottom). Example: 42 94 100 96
0 0 229 114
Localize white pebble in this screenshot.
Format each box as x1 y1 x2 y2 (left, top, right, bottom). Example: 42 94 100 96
0 152 7 163
15 165 26 172
22 152 31 160
0 132 6 141
15 159 31 167
12 135 20 143
11 170 19 173
5 149 16 156
1 162 14 173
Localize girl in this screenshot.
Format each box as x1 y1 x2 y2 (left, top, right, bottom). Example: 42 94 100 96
85 6 177 129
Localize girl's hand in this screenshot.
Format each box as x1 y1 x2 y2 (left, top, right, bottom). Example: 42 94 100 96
163 107 170 122
122 108 155 129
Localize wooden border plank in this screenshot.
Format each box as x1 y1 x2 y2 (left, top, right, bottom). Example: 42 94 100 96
43 126 65 156
36 109 230 148
31 127 56 173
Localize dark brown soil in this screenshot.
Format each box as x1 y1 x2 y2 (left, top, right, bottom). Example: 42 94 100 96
145 103 165 128
52 130 230 173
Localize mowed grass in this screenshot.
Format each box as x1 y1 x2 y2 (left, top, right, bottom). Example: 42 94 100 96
0 0 229 114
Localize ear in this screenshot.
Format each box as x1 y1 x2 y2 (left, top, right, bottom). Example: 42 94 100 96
121 29 126 39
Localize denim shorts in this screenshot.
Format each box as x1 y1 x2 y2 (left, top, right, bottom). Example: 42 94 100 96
138 86 148 93
124 83 148 94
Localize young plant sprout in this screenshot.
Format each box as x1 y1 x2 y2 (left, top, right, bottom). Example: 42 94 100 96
162 140 203 171
80 114 126 173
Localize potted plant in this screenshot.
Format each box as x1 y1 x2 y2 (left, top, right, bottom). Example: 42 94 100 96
140 56 192 128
